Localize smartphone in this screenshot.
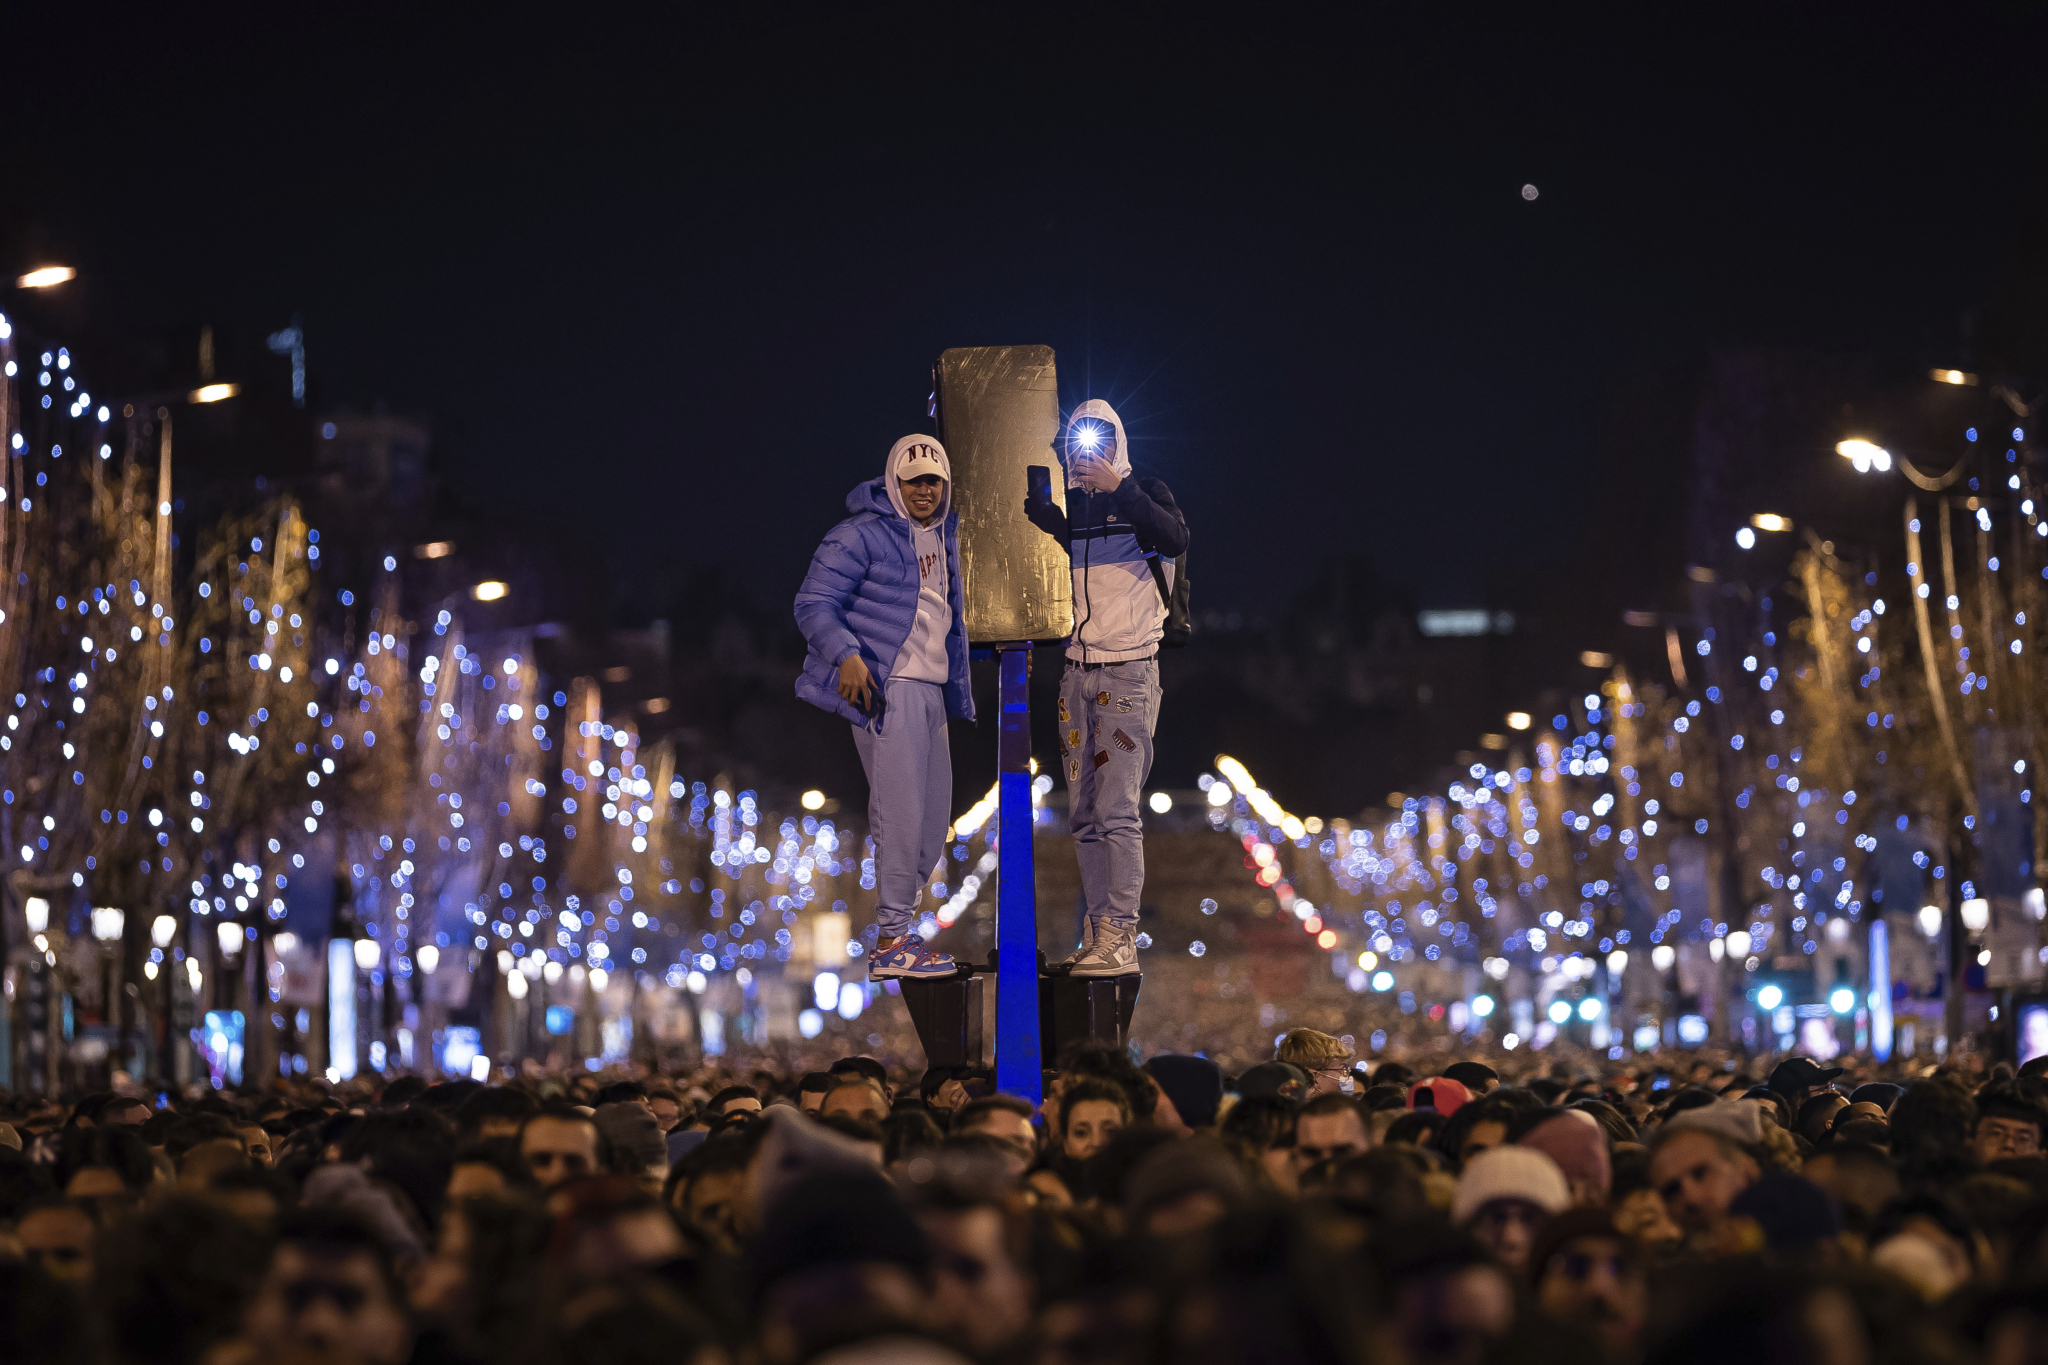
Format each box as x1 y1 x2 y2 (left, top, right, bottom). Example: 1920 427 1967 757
1026 464 1052 511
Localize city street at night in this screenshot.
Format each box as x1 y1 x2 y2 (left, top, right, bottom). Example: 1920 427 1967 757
4 11 2048 1365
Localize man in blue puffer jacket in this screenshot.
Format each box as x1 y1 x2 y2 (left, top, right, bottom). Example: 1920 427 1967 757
795 434 974 979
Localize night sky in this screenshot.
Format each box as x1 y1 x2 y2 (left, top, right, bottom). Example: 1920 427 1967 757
5 10 2046 623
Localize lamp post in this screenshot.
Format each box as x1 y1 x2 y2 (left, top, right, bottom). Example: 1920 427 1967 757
1835 375 2043 1057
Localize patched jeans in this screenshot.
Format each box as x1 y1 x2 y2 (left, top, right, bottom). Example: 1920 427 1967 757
852 678 950 941
1057 658 1159 931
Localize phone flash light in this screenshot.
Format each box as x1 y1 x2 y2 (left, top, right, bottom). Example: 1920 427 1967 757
1076 424 1102 450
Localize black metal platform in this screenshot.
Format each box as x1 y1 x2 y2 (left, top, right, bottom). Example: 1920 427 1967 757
1039 972 1142 1069
897 969 986 1069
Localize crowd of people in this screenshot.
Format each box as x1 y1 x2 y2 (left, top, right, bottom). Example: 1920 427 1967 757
3 1032 2048 1364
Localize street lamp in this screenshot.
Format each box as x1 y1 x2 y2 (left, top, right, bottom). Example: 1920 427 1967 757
24 897 49 934
471 581 508 601
1836 439 1894 474
90 906 125 942
187 383 239 404
150 915 177 948
16 266 76 289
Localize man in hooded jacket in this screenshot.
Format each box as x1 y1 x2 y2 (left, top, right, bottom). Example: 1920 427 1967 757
1026 400 1189 976
795 435 973 979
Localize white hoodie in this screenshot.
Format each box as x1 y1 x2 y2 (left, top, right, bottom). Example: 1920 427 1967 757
884 435 953 685
1062 399 1170 664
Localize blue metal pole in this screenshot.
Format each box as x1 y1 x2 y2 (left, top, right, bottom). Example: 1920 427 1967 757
993 644 1041 1103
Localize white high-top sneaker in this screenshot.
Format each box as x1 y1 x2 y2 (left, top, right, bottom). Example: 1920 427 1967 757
1069 924 1138 977
1054 917 1096 969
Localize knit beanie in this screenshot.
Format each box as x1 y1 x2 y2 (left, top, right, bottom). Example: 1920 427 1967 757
1145 1054 1226 1128
1660 1100 1764 1148
1451 1145 1571 1224
1519 1109 1611 1198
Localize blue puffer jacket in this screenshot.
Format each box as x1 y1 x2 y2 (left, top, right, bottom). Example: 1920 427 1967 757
794 450 974 727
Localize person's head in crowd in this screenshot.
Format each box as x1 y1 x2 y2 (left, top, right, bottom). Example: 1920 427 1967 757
796 1072 836 1115
1527 1206 1648 1359
1122 1135 1252 1236
1367 1217 1516 1365
380 1076 430 1109
1325 1147 1433 1221
1649 1105 1763 1239
206 1163 296 1228
952 1094 1037 1170
1870 1192 1982 1301
749 1169 931 1365
1726 1172 1848 1260
447 1136 535 1201
1795 1091 1850 1147
234 1122 275 1167
454 1084 539 1141
816 1114 887 1164
243 1206 414 1365
1295 1093 1370 1172
518 1106 607 1190
1381 1110 1445 1152
1058 1078 1131 1162
1516 1107 1612 1205
816 1075 887 1126
1144 1053 1226 1130
918 1066 973 1121
1971 1082 2048 1164
1442 1061 1499 1096
1434 1094 1516 1170
708 1084 764 1120
549 1175 689 1278
1371 1061 1417 1089
909 1175 1035 1355
1274 1027 1354 1095
594 1101 670 1191
642 1086 685 1133
1800 1140 1900 1240
1766 1056 1843 1110
829 1055 890 1097
593 1079 649 1109
412 1193 554 1363
90 1094 154 1129
1234 1060 1310 1104
1849 1081 1905 1113
54 1124 157 1205
1452 1145 1569 1273
14 1196 98 1282
1219 1093 1301 1195
95 1195 272 1365
335 1108 457 1234
1407 1076 1472 1117
669 1134 756 1258
1891 1077 1980 1178
882 1108 944 1175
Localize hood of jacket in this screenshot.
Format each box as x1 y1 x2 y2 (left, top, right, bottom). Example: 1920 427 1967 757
1063 398 1130 488
847 434 953 522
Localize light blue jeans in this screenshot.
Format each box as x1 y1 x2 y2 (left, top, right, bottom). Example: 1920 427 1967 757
852 678 951 940
1058 658 1159 931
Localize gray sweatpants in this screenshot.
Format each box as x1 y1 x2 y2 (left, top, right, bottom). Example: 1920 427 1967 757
852 678 951 941
1058 658 1160 931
